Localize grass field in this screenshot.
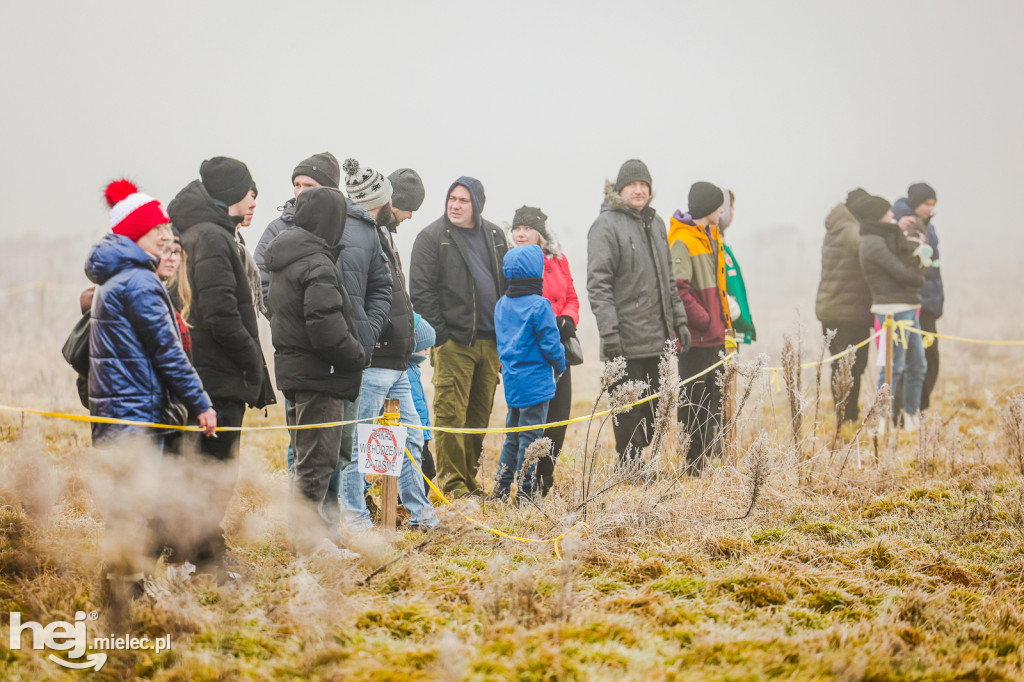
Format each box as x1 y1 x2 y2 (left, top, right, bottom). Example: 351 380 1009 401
1 278 1023 680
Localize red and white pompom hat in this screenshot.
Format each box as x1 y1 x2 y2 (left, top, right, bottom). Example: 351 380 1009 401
104 179 171 242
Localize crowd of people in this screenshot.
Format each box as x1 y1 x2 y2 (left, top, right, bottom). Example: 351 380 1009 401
71 154 943 590
815 183 944 432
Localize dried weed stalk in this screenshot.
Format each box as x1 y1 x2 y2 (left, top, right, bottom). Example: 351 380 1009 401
1000 393 1024 475
830 347 857 451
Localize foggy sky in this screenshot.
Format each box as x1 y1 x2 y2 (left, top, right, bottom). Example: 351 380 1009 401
3 0 1022 342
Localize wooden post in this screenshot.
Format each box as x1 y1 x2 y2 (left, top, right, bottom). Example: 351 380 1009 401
380 398 400 530
883 315 894 443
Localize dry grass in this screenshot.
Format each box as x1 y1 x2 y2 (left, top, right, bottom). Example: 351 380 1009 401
1 286 1023 680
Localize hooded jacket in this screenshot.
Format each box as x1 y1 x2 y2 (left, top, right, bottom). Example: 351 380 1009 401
85 234 212 443
495 245 567 408
253 198 297 308
893 198 944 318
815 202 874 326
409 177 509 347
370 225 414 370
256 198 392 360
586 182 687 360
668 211 732 348
168 180 272 406
858 219 925 307
540 241 580 325
264 188 367 399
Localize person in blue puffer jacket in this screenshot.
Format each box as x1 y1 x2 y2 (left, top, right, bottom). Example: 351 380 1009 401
86 179 216 446
490 245 566 502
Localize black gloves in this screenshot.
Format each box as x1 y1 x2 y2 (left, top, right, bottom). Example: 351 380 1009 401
556 316 577 342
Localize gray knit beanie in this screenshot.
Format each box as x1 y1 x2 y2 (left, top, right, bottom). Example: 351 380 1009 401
613 159 653 193
388 168 425 212
343 158 393 210
511 205 553 244
292 152 341 189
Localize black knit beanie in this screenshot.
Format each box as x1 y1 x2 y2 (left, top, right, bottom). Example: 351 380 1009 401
511 205 552 243
389 168 425 211
845 187 869 207
849 195 891 222
292 152 341 190
688 181 725 221
200 156 256 206
613 159 653 193
907 182 937 209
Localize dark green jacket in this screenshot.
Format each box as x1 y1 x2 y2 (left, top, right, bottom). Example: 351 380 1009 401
815 202 873 326
723 242 756 343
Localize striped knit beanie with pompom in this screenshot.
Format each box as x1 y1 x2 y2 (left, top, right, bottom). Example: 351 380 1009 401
343 158 393 211
104 179 170 242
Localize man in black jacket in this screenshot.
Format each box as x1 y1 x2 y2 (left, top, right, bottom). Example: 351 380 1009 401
336 161 437 530
409 177 508 498
167 156 274 579
263 186 366 552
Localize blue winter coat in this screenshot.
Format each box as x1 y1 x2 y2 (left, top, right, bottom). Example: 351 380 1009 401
893 198 944 318
494 245 567 408
85 234 212 444
407 357 432 443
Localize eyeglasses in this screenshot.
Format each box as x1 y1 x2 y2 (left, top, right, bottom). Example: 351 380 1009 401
162 247 182 257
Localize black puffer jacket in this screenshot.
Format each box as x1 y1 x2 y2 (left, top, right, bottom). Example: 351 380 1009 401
815 202 873 325
337 202 392 360
409 178 508 347
370 226 415 370
168 180 272 406
264 188 366 399
858 221 925 307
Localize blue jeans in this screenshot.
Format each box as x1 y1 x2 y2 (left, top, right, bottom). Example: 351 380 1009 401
338 368 439 530
876 310 926 416
493 401 549 500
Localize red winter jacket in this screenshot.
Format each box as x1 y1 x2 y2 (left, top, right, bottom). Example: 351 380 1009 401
542 252 579 325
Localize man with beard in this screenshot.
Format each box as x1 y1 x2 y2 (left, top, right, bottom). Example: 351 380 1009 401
336 161 437 531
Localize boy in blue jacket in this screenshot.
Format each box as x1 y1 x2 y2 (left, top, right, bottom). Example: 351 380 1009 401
491 245 567 502
407 313 437 495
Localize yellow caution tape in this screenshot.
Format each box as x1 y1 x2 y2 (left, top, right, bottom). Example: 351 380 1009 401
0 404 374 432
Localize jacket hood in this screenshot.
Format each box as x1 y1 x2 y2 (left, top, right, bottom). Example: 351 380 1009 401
825 202 855 232
600 180 656 217
448 176 486 229
85 233 157 284
167 180 240 233
280 197 296 222
892 197 915 221
263 226 337 273
294 187 347 247
672 209 697 226
346 197 377 228
503 244 544 280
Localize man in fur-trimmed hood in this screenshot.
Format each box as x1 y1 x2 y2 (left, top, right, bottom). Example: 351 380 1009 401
586 159 688 466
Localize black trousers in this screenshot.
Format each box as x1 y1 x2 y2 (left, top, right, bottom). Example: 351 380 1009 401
611 357 661 463
538 366 572 495
678 346 724 475
821 321 872 422
919 310 940 411
190 397 245 569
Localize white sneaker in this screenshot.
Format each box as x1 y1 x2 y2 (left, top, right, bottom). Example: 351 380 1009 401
166 561 196 582
901 411 920 433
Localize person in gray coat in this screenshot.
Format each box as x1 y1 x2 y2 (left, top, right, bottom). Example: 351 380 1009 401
586 159 689 465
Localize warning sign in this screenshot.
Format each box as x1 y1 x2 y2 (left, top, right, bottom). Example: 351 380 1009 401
356 424 407 477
